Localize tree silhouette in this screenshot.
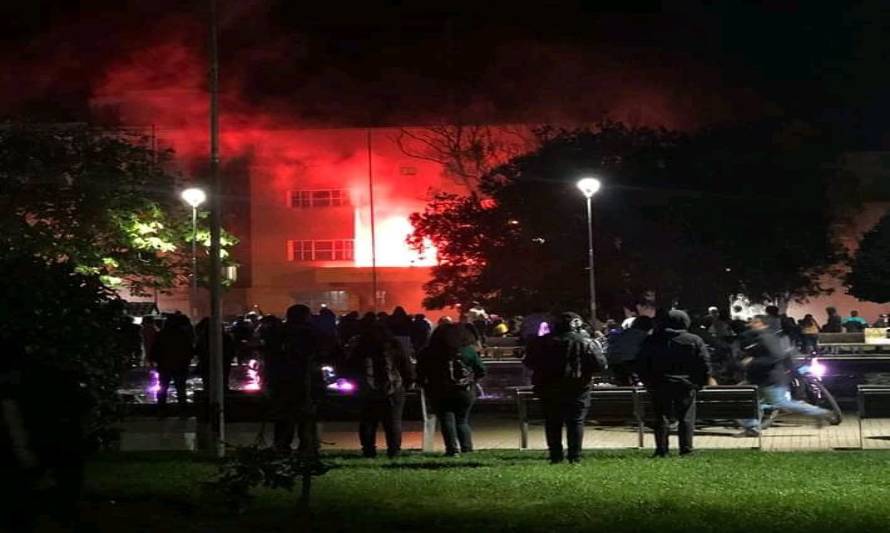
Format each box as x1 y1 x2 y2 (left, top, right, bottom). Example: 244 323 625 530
846 210 890 303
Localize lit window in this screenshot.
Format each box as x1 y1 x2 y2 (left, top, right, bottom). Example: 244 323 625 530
289 189 349 208
287 239 355 262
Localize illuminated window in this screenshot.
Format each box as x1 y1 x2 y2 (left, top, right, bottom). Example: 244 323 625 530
287 239 354 262
289 189 349 208
295 290 351 312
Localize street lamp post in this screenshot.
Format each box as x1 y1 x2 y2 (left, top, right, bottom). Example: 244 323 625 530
181 187 206 319
576 177 602 326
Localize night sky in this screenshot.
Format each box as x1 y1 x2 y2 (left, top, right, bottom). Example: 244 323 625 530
2 1 889 144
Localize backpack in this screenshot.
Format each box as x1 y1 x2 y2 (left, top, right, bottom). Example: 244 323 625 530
362 345 402 397
440 350 475 390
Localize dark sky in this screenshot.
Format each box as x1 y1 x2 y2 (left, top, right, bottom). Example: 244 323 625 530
2 1 889 144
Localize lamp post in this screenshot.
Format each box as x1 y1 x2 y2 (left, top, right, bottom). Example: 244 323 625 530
181 187 206 319
576 177 602 326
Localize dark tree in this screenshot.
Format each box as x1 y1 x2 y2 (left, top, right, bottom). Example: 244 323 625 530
410 121 851 317
0 123 237 295
846 210 890 303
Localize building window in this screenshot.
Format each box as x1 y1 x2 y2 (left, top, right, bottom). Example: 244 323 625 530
287 239 354 262
289 189 349 208
295 290 351 312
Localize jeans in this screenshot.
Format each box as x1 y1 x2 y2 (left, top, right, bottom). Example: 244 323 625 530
538 386 590 462
433 388 476 454
801 335 819 354
157 368 188 410
359 390 406 457
650 382 696 455
741 384 830 431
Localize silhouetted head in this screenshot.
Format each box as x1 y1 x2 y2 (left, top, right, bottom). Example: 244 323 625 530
666 310 691 330
553 312 584 334
392 306 409 319
750 315 769 331
765 305 779 317
286 304 311 324
851 310 859 317
632 316 654 332
414 314 426 321
826 306 837 316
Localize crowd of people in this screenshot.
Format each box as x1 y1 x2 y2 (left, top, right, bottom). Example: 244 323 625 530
137 305 489 459
132 301 866 463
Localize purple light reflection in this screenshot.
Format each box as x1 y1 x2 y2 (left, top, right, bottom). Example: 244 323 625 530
327 378 356 393
243 359 262 392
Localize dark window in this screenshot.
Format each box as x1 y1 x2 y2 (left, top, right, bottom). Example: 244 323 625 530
290 189 349 208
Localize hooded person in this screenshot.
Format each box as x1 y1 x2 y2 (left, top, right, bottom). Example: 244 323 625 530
638 309 714 457
271 304 325 455
524 312 607 464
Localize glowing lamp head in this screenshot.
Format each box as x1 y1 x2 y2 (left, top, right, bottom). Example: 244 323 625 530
576 177 602 198
181 187 207 208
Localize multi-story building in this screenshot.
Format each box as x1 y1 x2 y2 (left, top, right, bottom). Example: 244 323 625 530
143 126 462 318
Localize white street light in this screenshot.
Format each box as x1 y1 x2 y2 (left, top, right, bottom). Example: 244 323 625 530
181 187 206 319
576 176 602 325
576 177 601 198
181 187 207 208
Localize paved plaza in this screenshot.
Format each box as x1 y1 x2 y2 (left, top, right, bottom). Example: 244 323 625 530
120 412 890 453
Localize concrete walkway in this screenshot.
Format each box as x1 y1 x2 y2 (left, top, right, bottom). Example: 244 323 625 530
119 413 890 452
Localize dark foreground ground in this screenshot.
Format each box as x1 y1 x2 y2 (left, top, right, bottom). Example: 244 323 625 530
39 450 890 532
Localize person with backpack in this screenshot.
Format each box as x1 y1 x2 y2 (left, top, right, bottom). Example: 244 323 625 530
416 323 486 456
524 312 607 464
347 321 414 458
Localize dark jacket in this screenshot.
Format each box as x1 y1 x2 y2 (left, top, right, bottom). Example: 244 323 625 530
740 329 790 387
638 329 712 388
149 327 194 372
524 331 607 389
606 328 648 365
822 315 842 333
416 345 485 394
268 322 325 404
348 330 415 397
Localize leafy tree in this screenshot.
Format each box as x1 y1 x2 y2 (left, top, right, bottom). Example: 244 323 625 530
410 121 851 317
0 247 132 449
0 123 237 295
846 210 890 303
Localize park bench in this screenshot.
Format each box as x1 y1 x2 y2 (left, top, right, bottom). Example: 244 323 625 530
194 388 439 452
513 386 643 449
857 385 890 449
513 384 761 450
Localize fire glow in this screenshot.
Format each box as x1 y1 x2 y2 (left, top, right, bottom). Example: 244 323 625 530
91 43 441 271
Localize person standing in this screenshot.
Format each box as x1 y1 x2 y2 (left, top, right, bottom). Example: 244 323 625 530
605 316 653 385
822 307 842 333
843 310 868 333
737 315 835 437
141 315 159 366
149 313 194 415
410 313 432 353
417 323 485 456
348 322 414 458
798 314 821 354
195 317 236 392
638 310 714 457
272 304 325 455
524 312 607 464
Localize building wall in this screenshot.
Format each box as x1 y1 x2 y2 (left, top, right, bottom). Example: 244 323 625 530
244 127 455 317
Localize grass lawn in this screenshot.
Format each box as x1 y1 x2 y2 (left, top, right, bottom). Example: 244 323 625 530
76 450 890 533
